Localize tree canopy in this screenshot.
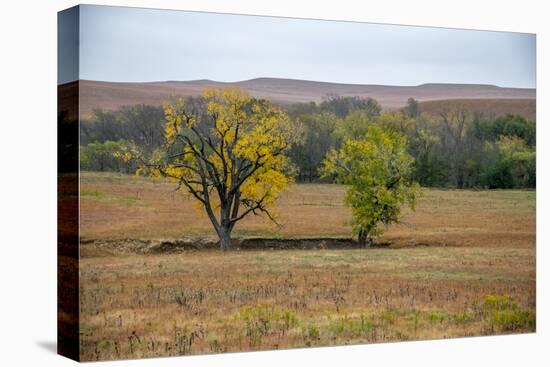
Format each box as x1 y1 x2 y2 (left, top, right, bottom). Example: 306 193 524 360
321 125 420 246
82 97 536 190
137 88 299 249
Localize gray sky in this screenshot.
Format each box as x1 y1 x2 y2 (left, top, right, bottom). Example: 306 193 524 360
60 5 536 87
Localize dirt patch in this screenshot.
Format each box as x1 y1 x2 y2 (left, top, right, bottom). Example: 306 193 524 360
79 237 396 256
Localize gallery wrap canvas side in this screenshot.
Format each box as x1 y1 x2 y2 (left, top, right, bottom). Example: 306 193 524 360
57 4 536 362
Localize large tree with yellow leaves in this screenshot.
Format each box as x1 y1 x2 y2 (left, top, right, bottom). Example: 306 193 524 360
139 88 298 250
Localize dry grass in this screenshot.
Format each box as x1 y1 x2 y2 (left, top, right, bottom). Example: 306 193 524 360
78 172 536 361
65 79 535 117
80 248 535 361
418 98 536 121
80 172 535 248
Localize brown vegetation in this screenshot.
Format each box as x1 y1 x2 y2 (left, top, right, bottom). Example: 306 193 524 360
418 98 536 121
80 247 535 360
78 173 535 360
59 78 535 117
80 173 535 249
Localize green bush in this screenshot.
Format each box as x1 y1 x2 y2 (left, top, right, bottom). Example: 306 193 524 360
484 295 517 312
483 295 535 332
329 314 373 338
452 310 476 323
491 310 535 331
236 305 300 346
301 324 321 345
426 311 448 323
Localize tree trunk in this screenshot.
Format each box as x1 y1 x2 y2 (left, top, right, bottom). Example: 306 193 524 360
358 228 372 248
218 225 232 251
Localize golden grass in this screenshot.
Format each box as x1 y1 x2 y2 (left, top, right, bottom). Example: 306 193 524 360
80 248 535 361
78 172 536 361
80 172 535 248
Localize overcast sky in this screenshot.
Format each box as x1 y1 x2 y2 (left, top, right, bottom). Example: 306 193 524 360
59 5 536 88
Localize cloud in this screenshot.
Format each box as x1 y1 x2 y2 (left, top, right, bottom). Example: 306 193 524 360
71 5 535 88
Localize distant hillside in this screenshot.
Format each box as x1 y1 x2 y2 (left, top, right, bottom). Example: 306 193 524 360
417 98 536 121
58 80 79 120
58 78 536 118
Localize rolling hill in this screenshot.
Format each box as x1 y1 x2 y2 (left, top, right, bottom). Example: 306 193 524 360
58 78 536 118
417 98 536 121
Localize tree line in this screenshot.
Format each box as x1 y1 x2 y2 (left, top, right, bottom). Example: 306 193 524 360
80 95 536 189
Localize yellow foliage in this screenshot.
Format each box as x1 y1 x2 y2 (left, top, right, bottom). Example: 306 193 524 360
139 88 298 229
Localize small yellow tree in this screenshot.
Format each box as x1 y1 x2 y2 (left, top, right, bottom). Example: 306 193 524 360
139 88 298 250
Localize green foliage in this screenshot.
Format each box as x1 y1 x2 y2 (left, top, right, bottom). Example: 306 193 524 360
474 114 536 146
236 304 300 346
483 295 535 332
484 294 517 311
294 97 535 189
408 127 447 186
81 105 165 149
332 110 413 145
80 105 164 173
329 314 374 338
332 110 375 145
490 310 535 331
139 88 299 249
452 310 475 323
321 125 420 243
483 136 536 188
377 112 415 135
80 94 536 190
80 140 136 173
289 112 338 181
402 97 420 118
80 189 104 198
320 95 381 118
426 311 449 323
303 324 320 341
380 309 397 324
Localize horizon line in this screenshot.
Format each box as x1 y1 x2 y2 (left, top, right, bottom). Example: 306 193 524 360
60 77 537 90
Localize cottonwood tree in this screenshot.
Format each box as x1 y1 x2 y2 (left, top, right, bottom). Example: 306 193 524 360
80 140 132 172
289 112 337 181
332 111 414 147
487 136 536 188
321 125 420 247
138 88 298 250
439 107 472 188
320 95 381 118
118 104 165 154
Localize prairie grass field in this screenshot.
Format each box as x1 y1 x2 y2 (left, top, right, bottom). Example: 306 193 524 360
77 172 536 361
80 172 535 247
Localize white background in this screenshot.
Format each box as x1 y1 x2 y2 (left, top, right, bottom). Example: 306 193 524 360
0 0 547 365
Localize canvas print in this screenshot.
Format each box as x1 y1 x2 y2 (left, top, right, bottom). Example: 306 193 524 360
57 5 536 362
